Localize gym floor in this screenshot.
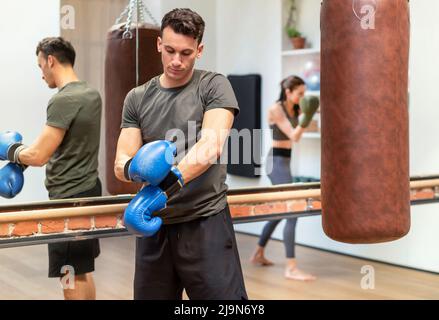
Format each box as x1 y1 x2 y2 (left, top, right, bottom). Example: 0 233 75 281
0 233 438 300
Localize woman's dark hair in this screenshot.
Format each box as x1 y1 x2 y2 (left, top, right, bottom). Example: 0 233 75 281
36 37 76 67
161 8 205 44
277 75 305 118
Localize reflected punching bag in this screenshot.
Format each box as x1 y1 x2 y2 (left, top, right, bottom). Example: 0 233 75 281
105 23 162 195
320 0 411 243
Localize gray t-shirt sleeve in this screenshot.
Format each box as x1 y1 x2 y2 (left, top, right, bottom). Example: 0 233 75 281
204 74 240 116
121 89 140 129
46 96 81 130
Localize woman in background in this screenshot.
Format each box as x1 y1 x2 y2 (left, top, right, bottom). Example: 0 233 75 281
250 75 319 281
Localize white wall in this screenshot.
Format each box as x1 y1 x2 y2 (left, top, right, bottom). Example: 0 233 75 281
217 0 282 190
215 0 282 234
0 0 60 204
409 0 439 175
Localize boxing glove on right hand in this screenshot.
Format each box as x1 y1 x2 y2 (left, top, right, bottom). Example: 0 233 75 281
125 140 177 185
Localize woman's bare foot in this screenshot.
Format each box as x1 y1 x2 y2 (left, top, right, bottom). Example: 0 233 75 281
284 267 317 281
250 247 274 266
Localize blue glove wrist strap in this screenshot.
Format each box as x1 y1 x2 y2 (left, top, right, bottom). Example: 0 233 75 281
7 143 24 163
124 158 133 181
159 170 183 197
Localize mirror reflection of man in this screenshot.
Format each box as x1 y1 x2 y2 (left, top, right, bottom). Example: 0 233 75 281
0 37 102 300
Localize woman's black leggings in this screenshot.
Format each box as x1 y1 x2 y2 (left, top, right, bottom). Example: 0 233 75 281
258 150 297 258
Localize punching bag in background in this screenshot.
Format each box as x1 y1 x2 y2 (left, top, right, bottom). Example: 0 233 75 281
105 23 162 195
320 0 411 244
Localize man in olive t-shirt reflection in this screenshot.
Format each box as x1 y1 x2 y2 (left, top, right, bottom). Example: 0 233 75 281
12 37 102 300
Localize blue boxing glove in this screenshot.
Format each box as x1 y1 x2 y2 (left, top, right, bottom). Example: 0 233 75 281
0 163 24 199
124 140 177 185
123 166 185 237
0 131 25 162
123 185 167 236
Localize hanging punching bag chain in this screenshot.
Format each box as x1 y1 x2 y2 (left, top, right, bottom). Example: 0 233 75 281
138 0 159 27
115 0 160 85
116 0 159 40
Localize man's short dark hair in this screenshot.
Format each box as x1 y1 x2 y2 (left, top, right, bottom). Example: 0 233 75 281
161 8 205 44
36 37 76 67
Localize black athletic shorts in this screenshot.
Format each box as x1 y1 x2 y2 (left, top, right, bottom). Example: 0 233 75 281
48 179 102 278
134 205 248 300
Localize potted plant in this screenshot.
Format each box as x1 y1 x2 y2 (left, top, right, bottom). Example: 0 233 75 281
286 27 306 49
285 0 306 49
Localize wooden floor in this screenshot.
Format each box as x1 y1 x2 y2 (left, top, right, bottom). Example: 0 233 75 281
0 233 438 300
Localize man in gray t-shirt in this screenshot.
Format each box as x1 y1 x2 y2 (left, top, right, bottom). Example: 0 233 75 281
121 69 238 224
115 9 247 300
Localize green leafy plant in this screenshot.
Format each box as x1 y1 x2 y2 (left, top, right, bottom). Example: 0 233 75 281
286 27 301 38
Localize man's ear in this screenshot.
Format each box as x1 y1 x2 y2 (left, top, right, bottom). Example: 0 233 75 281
157 37 162 53
47 55 55 68
197 43 204 59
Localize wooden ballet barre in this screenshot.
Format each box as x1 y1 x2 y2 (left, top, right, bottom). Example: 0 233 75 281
0 176 438 249
0 188 320 224
0 177 438 224
0 204 128 224
227 188 320 205
1 175 437 213
409 179 439 190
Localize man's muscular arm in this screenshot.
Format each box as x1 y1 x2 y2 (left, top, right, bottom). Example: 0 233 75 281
114 128 143 182
18 125 66 167
177 108 235 184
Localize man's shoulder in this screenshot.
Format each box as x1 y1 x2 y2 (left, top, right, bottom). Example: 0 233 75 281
129 76 159 99
50 82 100 104
196 70 230 92
196 69 226 82
48 90 73 107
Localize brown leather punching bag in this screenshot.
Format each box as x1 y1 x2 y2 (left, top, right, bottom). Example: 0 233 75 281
320 0 411 243
105 23 162 195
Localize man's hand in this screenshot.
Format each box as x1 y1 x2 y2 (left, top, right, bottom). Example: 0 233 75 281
0 163 24 199
123 167 185 236
123 144 185 237
123 184 167 236
125 140 176 185
0 131 24 162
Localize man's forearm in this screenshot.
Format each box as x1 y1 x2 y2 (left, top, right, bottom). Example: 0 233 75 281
18 146 47 167
177 137 224 184
114 155 132 183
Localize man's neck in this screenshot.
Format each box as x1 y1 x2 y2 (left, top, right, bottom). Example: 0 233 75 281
55 68 80 90
160 69 195 89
